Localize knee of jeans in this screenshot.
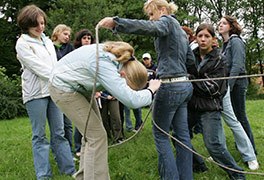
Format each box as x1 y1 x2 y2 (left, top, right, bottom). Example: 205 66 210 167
32 135 49 147
206 143 226 155
153 132 170 149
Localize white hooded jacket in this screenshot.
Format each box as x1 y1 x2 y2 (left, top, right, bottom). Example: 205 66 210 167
15 33 57 103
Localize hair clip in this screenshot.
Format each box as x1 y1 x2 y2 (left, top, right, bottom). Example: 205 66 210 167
128 56 135 61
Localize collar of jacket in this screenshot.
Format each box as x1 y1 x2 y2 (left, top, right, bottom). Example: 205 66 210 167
20 33 48 44
193 47 220 61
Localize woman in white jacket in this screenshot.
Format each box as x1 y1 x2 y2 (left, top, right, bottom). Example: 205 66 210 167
15 5 75 179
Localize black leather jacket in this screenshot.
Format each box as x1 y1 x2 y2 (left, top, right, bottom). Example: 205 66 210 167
188 47 227 111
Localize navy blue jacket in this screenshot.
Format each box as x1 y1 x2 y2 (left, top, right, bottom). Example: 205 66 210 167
54 43 74 60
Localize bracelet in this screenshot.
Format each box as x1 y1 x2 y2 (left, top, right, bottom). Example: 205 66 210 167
147 88 154 100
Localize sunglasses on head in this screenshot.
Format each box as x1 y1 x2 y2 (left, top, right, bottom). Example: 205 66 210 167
143 58 149 60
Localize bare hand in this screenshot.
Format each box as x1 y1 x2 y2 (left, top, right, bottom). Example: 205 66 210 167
148 79 161 93
95 92 101 98
97 17 116 29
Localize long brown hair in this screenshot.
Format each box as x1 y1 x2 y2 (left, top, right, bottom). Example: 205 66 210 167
182 26 196 43
223 15 242 36
17 4 47 34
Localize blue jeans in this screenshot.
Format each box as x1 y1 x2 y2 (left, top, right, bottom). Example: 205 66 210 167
222 86 256 162
74 127 82 153
124 106 142 130
230 78 257 154
199 111 245 179
152 82 193 180
26 97 75 179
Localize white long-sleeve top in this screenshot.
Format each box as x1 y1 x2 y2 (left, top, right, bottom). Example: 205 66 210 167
49 44 152 108
15 33 57 103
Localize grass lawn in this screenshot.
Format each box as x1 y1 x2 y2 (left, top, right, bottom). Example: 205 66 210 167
0 100 264 180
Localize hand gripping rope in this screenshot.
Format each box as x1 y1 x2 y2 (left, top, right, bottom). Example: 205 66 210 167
88 24 264 176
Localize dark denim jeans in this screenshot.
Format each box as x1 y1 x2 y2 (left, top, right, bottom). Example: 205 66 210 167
152 82 193 180
199 111 245 179
63 115 73 151
230 78 257 154
74 127 82 153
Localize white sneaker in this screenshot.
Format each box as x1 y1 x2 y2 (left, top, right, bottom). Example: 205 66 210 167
248 160 259 170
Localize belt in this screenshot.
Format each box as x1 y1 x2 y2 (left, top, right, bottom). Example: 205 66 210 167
161 76 189 83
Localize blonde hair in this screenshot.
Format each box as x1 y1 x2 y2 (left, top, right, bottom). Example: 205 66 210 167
103 41 148 90
122 60 148 90
103 41 134 63
144 0 178 15
51 24 72 42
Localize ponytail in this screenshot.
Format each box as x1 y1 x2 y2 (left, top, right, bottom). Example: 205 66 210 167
103 41 148 90
103 41 134 63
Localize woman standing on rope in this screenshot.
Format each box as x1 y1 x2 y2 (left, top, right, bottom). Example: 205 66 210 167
49 41 160 180
98 0 195 179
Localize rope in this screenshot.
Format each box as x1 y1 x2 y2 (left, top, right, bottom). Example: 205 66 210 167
108 97 264 175
108 103 153 148
152 118 264 176
169 73 264 83
83 24 100 142
94 25 264 176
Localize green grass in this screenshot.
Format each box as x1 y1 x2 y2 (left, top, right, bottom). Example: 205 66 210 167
0 100 264 180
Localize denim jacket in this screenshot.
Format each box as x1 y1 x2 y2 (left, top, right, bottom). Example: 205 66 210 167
221 35 247 90
113 15 195 79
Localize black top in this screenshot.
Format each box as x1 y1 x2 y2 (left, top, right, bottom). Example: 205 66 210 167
188 47 227 111
54 43 74 60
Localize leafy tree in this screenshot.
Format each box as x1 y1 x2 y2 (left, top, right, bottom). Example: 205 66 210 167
0 0 263 81
241 0 264 85
47 0 156 60
0 0 55 77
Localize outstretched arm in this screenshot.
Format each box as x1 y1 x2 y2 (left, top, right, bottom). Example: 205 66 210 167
98 17 116 29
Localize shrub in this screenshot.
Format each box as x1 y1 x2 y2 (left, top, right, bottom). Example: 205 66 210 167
0 66 26 120
247 78 264 100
